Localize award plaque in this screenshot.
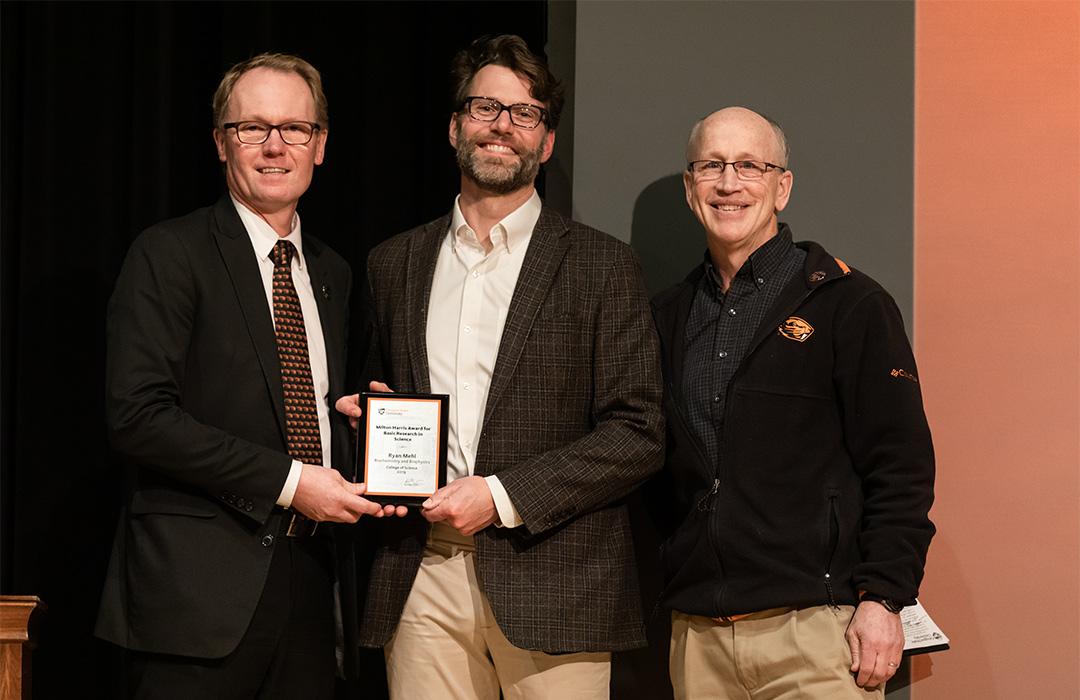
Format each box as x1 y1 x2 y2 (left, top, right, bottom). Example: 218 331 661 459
356 392 449 506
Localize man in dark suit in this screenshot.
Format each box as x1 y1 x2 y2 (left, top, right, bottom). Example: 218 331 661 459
97 53 392 698
337 35 664 699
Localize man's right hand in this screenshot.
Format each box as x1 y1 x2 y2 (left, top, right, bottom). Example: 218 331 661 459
290 464 405 521
330 380 408 517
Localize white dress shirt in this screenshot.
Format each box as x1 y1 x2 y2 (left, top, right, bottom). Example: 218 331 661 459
232 197 331 507
425 191 543 528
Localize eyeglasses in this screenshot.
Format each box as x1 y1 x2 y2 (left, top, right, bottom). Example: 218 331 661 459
462 96 549 129
222 121 322 145
687 160 786 181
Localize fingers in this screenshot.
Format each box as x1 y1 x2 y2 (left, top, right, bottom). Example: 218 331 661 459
381 503 408 517
334 393 362 417
855 646 875 687
421 500 447 523
860 652 892 688
369 380 393 393
848 630 902 688
334 393 362 430
294 469 391 523
847 628 861 674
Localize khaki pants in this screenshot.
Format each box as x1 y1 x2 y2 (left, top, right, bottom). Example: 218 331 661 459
670 606 884 700
385 523 611 700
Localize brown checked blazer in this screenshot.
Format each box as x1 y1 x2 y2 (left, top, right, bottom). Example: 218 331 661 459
352 205 664 653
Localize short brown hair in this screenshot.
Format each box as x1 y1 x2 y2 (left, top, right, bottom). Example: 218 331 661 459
449 34 564 130
212 52 328 128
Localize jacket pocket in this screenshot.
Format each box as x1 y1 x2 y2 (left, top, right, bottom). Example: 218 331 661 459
130 489 217 518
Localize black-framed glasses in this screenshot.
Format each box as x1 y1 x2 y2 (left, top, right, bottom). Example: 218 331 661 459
687 159 786 181
222 121 322 145
462 96 549 129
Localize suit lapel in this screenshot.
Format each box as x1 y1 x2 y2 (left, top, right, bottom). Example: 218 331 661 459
303 239 343 397
210 197 289 442
404 216 449 394
482 207 570 428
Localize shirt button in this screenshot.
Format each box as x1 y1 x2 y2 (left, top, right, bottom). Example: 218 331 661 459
261 535 274 548
472 270 480 278
463 382 471 390
728 308 737 316
464 439 472 448
757 277 765 285
463 325 472 334
718 351 728 358
713 395 721 403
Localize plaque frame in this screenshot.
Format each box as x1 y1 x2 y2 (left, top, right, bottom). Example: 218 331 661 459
355 391 449 506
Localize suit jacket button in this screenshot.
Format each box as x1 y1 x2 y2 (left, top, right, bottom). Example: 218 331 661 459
245 502 254 512
261 535 274 547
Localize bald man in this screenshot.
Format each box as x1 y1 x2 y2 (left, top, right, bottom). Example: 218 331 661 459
650 107 936 698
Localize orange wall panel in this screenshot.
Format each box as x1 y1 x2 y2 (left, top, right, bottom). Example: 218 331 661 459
914 1 1080 697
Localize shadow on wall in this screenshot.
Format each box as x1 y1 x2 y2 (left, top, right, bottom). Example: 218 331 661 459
629 175 703 296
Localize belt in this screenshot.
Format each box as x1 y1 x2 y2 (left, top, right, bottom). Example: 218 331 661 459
285 511 319 538
426 522 474 554
712 606 793 624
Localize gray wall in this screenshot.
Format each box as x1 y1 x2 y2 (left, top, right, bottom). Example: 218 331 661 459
562 0 915 324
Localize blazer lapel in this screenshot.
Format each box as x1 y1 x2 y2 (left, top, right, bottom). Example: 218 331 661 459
404 216 449 394
210 197 289 442
482 207 570 427
303 239 344 397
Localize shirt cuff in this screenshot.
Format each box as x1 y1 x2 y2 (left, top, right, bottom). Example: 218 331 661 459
484 475 523 528
276 460 304 508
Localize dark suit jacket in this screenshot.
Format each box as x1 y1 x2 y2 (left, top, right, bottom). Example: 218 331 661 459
96 196 352 659
354 205 664 653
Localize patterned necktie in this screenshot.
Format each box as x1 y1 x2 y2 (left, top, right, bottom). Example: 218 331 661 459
270 240 323 466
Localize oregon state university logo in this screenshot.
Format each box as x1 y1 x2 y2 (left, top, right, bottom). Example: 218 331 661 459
779 316 814 342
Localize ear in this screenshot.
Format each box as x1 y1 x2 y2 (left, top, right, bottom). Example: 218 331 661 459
538 128 556 164
213 128 227 163
448 113 460 149
313 127 328 166
683 170 695 210
773 169 794 213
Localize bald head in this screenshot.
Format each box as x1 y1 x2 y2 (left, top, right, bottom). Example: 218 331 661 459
686 107 789 167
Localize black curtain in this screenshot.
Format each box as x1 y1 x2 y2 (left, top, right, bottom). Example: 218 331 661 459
0 2 547 696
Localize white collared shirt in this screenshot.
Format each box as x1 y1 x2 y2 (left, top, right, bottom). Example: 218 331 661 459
425 190 543 528
231 197 331 507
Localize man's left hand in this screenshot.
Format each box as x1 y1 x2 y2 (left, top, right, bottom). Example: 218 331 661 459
846 601 904 688
421 476 498 535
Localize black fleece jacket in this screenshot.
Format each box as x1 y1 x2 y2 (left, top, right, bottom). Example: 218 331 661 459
651 237 935 618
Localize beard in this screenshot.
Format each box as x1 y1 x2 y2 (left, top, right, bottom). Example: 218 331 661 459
454 123 545 195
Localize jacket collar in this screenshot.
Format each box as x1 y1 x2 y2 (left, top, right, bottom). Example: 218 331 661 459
653 227 852 394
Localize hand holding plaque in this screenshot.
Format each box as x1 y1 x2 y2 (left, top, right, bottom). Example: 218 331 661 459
356 392 449 506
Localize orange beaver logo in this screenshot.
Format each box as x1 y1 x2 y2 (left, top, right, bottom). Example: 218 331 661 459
779 316 814 342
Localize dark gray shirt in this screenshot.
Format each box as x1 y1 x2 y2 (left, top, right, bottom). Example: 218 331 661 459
683 225 805 468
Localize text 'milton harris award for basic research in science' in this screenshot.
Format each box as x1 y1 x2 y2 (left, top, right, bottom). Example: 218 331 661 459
356 392 449 506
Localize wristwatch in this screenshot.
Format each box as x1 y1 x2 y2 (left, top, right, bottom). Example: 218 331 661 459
861 593 904 614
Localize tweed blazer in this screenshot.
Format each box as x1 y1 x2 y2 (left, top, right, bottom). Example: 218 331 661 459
353 205 664 653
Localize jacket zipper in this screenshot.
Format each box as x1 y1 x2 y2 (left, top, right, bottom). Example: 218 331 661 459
665 265 848 618
824 492 840 608
711 274 845 615
654 385 724 618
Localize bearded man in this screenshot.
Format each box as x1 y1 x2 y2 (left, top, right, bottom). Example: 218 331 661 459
336 34 664 700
